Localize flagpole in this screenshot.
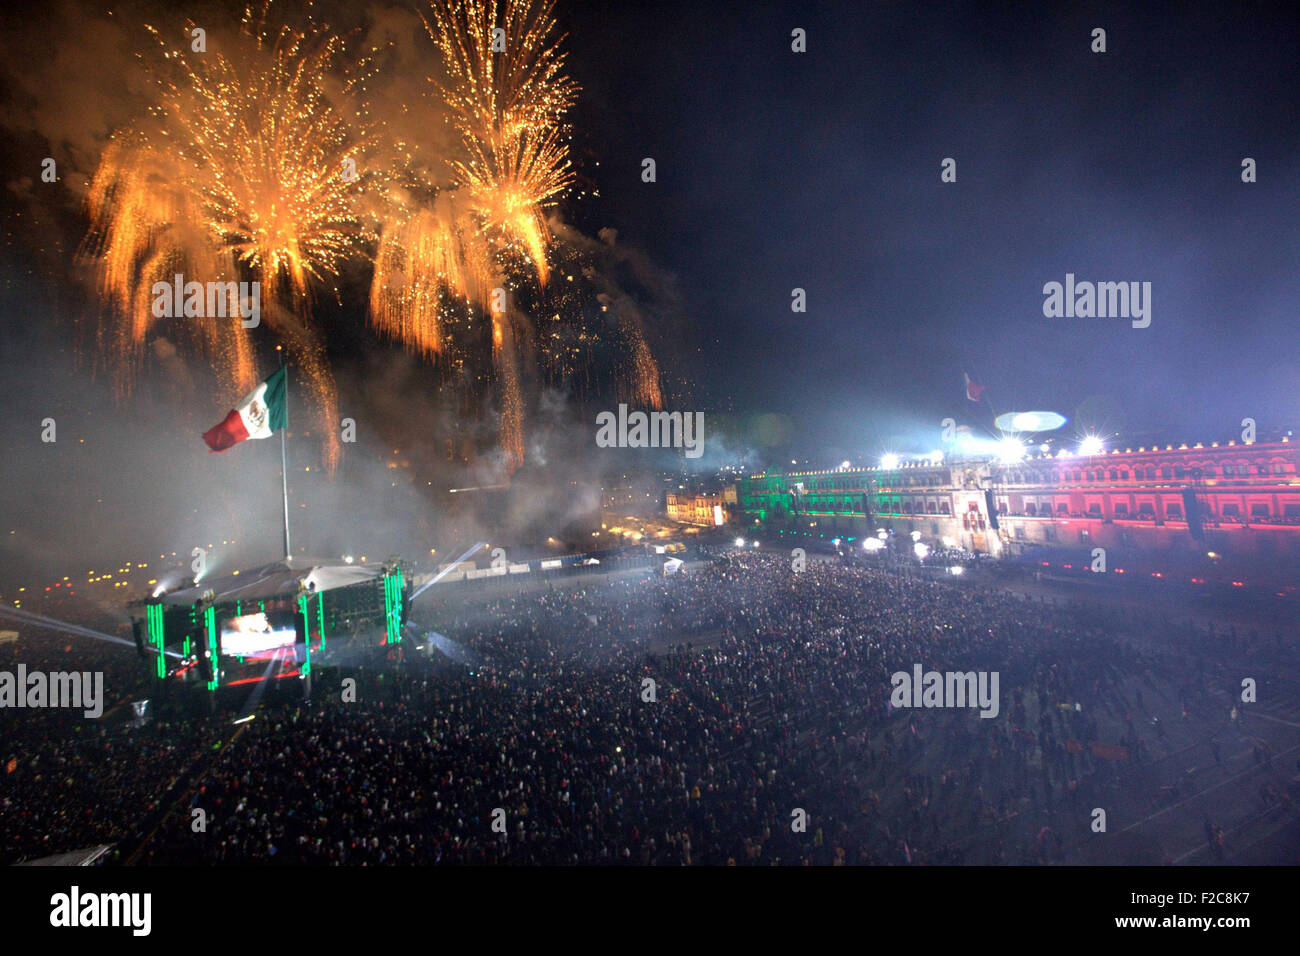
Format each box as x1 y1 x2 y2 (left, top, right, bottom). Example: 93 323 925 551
277 346 292 565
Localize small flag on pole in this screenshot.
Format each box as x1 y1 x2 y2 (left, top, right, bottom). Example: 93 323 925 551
963 371 986 402
202 367 288 452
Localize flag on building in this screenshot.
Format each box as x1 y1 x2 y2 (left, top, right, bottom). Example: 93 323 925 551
963 371 986 402
202 367 288 452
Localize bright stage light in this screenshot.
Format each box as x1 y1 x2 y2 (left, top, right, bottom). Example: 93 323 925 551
880 453 899 470
734 537 746 547
927 449 944 464
913 542 930 559
948 565 964 576
840 460 851 469
864 538 886 552
910 530 922 542
997 437 1026 464
995 411 1067 433
1078 435 1104 456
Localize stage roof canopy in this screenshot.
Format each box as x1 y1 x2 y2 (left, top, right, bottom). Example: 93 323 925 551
157 560 386 607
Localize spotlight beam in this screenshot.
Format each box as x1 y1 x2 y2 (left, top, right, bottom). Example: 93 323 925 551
0 605 182 657
409 541 489 601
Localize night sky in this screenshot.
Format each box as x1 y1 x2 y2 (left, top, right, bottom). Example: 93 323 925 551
562 0 1299 457
0 0 1297 584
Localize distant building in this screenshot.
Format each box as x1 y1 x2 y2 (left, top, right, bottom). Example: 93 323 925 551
666 491 728 526
738 439 1300 561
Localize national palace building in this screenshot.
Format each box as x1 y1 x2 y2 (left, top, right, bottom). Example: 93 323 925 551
734 438 1300 562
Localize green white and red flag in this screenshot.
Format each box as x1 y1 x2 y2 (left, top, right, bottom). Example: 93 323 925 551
202 367 288 452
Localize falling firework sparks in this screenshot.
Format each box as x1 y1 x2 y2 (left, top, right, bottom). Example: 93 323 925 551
84 0 665 476
85 135 258 394
83 5 380 469
370 191 494 355
369 0 580 471
428 0 576 284
371 0 575 341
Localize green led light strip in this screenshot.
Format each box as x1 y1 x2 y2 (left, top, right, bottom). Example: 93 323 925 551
299 594 311 676
146 603 166 679
205 605 218 691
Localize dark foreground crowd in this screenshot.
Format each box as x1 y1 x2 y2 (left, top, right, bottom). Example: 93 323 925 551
2 549 1295 865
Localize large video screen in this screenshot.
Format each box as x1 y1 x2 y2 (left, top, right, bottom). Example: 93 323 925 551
220 612 297 659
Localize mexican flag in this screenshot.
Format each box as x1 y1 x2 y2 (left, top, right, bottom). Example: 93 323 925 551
202 367 288 452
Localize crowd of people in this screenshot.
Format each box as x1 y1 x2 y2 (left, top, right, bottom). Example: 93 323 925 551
0 629 208 863
2 547 1294 865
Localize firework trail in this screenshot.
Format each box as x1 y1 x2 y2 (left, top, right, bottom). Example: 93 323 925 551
628 328 663 409
492 308 526 469
82 4 379 470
